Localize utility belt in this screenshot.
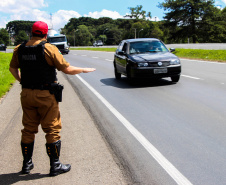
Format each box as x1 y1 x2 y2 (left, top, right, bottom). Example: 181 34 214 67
22 83 64 102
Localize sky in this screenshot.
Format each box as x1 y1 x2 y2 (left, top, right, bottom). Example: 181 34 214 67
1 0 226 32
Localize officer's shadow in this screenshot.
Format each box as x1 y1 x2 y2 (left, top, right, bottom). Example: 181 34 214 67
0 172 49 185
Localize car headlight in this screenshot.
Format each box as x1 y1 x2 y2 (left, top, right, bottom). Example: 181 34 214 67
170 59 180 65
138 62 149 67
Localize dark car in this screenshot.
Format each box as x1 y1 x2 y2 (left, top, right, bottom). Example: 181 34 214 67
113 38 181 83
0 44 7 51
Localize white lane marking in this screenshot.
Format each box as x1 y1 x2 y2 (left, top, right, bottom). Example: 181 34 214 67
73 54 77 55
92 57 99 59
181 75 201 80
76 75 193 185
181 59 226 65
105 59 112 61
81 55 87 56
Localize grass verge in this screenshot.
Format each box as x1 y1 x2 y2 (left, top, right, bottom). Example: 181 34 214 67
173 48 226 62
0 52 15 98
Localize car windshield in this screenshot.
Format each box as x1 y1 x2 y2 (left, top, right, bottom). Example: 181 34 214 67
129 41 168 54
48 36 66 43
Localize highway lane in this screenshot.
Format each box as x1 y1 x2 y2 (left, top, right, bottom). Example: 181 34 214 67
63 50 226 185
4 47 225 184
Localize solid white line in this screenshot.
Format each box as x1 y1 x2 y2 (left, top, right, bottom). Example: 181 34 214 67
181 75 201 80
105 59 112 61
76 75 193 185
181 58 226 64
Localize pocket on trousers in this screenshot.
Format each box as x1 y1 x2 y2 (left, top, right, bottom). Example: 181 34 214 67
36 90 55 101
36 90 51 98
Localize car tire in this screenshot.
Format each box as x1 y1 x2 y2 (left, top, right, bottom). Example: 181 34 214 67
126 66 135 85
114 65 121 80
171 75 180 82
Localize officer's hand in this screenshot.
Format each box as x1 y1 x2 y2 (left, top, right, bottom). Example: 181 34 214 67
83 68 96 73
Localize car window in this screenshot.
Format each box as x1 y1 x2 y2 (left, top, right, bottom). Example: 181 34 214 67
117 41 123 51
48 36 66 43
122 43 127 53
129 41 168 54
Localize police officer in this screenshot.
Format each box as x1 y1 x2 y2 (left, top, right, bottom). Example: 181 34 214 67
9 21 96 176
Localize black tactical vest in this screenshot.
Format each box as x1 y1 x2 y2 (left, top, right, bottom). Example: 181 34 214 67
18 41 57 87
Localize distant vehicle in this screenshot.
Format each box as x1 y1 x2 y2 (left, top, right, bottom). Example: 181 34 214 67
113 38 181 83
0 44 7 51
93 40 103 47
47 29 70 54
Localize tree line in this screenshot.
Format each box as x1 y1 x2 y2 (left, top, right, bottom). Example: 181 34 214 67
1 1 226 46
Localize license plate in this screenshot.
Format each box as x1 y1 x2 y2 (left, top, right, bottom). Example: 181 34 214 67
154 68 168 74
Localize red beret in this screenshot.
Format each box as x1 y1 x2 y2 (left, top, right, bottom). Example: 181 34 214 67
32 21 48 35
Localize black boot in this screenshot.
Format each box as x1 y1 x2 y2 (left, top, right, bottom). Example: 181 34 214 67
46 140 71 176
21 142 34 174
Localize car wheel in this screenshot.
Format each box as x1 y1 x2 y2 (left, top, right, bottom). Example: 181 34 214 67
114 65 121 79
126 66 135 85
171 75 180 82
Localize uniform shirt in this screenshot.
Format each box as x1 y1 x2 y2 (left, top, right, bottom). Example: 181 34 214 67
10 37 70 71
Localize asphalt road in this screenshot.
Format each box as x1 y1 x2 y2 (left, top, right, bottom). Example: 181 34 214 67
4 44 226 184
63 50 226 185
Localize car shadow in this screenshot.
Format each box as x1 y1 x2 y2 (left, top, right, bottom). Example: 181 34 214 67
100 77 176 89
0 172 49 185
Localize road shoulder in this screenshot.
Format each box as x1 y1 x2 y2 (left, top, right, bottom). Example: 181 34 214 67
0 72 128 184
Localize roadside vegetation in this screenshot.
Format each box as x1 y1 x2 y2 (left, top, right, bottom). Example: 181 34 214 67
0 52 15 99
173 49 226 62
2 1 226 47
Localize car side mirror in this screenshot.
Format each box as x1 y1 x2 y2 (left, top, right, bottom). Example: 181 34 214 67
170 48 175 52
118 51 125 55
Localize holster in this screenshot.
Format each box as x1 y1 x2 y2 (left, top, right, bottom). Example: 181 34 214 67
49 83 64 102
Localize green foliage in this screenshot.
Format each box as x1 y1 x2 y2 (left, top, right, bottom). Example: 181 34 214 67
125 5 151 20
150 23 164 40
199 6 226 43
64 5 153 45
5 3 226 46
0 29 9 45
158 0 216 43
6 20 34 46
0 53 15 98
6 20 34 36
15 30 29 45
76 25 93 46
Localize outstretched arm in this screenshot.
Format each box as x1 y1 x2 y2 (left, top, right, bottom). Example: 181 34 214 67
61 65 96 75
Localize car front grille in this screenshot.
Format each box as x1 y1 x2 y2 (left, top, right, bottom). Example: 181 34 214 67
55 44 64 50
148 61 170 67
